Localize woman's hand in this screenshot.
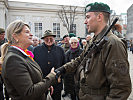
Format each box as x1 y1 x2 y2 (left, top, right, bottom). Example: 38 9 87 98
51 67 61 83
48 86 54 95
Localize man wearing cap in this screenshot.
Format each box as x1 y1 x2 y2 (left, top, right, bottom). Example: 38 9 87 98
33 30 66 100
61 34 71 52
0 28 7 48
55 2 131 100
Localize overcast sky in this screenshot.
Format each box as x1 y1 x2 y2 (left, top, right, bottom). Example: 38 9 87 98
9 0 133 14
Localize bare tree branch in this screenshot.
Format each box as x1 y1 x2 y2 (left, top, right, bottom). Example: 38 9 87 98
58 6 77 33
72 6 77 25
62 6 69 28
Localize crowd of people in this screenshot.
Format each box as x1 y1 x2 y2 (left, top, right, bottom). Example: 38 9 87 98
0 2 132 100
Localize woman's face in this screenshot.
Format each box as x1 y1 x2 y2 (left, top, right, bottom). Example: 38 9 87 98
15 25 33 48
70 39 78 49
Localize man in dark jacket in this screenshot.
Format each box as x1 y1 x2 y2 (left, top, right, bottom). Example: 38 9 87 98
33 30 66 100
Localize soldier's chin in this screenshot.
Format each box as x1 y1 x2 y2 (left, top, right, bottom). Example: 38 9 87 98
87 30 92 34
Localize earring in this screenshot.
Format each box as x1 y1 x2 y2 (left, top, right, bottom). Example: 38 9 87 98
16 40 18 43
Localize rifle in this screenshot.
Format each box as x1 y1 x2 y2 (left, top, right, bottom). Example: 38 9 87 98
84 17 119 57
78 17 119 83
55 17 119 80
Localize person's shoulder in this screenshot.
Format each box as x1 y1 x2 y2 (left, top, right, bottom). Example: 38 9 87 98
65 49 71 54
79 48 83 52
34 43 44 50
61 43 65 48
108 32 123 45
5 50 25 63
55 45 64 51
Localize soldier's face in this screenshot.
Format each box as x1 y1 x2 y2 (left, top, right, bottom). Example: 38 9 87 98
84 12 98 34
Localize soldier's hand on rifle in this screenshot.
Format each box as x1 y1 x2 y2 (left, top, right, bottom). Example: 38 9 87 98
54 66 66 80
51 67 61 83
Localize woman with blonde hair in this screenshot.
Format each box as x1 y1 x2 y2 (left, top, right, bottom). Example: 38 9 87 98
1 20 60 100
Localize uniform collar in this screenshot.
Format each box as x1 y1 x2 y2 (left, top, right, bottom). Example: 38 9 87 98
92 25 108 42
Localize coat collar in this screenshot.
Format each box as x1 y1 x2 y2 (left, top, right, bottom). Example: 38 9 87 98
70 46 80 53
42 42 55 48
8 47 43 76
42 42 56 51
92 25 108 42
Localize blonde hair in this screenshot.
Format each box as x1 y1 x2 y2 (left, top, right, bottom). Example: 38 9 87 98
1 20 29 63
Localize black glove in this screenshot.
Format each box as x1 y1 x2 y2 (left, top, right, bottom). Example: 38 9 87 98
55 66 66 79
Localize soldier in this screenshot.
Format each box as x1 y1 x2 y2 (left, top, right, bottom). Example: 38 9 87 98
61 35 70 52
55 2 131 100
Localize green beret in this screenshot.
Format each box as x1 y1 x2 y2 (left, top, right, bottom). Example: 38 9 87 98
85 2 110 14
41 30 56 39
0 28 5 34
69 33 76 38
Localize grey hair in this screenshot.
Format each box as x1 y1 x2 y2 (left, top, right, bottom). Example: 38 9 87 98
69 37 79 44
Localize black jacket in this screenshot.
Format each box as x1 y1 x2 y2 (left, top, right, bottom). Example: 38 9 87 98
66 47 83 62
63 47 83 93
2 47 56 100
33 43 66 91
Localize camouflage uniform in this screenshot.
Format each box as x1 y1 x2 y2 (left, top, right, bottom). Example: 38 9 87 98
61 43 70 52
63 26 131 100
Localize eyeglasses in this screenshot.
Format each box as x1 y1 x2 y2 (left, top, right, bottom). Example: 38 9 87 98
71 42 77 44
44 38 54 42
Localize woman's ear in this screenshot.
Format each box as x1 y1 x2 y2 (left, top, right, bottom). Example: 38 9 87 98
12 33 18 42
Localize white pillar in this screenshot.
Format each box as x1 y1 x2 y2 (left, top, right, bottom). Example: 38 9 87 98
0 2 6 29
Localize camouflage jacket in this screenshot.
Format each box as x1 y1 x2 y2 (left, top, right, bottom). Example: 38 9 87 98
63 26 131 100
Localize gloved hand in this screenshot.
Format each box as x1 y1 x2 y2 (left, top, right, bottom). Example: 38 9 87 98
54 66 66 79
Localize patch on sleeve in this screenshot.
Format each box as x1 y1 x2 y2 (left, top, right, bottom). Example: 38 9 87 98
112 59 129 76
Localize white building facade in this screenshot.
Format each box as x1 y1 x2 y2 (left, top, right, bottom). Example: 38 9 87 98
127 4 133 40
0 0 86 40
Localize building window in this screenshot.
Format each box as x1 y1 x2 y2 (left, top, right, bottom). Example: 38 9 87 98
53 23 60 38
34 23 42 38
